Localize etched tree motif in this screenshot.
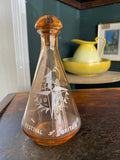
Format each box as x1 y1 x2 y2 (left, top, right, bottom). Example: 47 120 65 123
34 67 69 119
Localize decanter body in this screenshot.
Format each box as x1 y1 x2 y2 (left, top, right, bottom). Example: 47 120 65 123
21 15 81 146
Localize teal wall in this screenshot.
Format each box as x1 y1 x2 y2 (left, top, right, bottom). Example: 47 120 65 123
76 3 120 89
79 3 120 72
26 0 80 81
26 1 120 88
80 4 120 40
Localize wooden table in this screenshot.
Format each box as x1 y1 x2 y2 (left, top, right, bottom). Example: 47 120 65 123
0 88 120 160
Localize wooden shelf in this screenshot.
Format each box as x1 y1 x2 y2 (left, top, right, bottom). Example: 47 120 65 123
58 0 120 10
66 71 120 84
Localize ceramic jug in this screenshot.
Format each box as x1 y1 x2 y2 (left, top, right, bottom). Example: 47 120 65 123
72 37 106 63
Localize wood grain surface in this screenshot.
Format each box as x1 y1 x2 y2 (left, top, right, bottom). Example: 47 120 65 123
0 88 120 160
0 93 16 116
58 0 120 10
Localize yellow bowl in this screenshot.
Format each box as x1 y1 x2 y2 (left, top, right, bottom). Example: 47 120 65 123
62 58 111 76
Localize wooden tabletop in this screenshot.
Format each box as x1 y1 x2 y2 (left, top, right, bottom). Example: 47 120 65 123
0 88 120 160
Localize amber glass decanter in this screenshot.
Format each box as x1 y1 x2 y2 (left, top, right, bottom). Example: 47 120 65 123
21 15 81 146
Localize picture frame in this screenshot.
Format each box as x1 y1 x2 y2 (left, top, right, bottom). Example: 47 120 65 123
98 22 120 61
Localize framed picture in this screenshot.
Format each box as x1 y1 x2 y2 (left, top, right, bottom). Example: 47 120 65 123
98 22 120 61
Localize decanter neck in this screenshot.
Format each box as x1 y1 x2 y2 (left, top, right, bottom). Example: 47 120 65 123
38 29 59 50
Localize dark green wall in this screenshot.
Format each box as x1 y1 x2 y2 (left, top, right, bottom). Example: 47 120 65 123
26 0 80 82
80 3 120 40
76 3 120 89
26 1 120 88
79 3 120 70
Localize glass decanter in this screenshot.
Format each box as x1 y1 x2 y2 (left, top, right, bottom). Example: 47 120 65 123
21 15 81 146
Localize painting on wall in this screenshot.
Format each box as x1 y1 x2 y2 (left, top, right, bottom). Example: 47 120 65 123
98 22 120 61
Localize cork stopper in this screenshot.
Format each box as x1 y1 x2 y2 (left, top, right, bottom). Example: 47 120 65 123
35 15 62 30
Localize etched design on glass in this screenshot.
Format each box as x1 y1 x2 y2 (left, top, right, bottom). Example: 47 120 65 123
48 123 78 137
48 130 55 136
33 67 69 119
25 122 42 135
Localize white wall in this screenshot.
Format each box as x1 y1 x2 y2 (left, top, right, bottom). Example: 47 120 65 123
0 0 30 101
